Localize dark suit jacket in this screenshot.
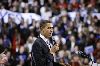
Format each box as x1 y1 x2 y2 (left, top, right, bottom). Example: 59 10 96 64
31 37 54 66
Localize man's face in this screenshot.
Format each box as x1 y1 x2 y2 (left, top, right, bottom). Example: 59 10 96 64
42 23 53 38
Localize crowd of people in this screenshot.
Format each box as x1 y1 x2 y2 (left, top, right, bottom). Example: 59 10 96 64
0 0 100 66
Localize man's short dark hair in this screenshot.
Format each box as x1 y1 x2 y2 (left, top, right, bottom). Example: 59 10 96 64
40 20 51 30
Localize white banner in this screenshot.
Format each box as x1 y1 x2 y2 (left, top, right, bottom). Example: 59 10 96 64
0 9 100 24
0 9 41 24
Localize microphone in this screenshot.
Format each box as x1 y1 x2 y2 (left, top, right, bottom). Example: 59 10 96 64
50 37 56 45
52 37 56 45
75 51 92 61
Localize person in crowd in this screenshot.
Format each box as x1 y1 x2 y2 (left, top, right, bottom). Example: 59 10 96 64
0 45 8 65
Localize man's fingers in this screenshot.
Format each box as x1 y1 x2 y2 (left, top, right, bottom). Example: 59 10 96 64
53 44 59 51
54 44 59 47
57 44 59 47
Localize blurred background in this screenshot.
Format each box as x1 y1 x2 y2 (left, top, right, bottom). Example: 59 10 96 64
0 0 100 66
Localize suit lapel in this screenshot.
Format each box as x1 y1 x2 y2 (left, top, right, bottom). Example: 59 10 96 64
38 37 49 49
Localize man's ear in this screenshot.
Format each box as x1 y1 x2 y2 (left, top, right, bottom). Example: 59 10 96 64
41 28 44 34
43 29 46 33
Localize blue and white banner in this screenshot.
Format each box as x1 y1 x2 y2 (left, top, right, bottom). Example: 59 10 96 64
0 9 100 24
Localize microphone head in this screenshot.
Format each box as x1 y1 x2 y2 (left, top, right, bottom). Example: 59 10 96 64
75 51 83 54
50 37 56 45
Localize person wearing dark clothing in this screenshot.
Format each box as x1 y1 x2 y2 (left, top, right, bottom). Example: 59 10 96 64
31 20 60 66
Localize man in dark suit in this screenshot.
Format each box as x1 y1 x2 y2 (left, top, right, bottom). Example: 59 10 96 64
31 20 60 66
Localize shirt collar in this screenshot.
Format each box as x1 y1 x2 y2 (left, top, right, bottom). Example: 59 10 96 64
40 34 48 43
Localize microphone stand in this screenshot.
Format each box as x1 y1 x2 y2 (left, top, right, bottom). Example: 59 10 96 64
89 57 98 66
76 51 98 66
89 58 94 66
88 53 99 66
